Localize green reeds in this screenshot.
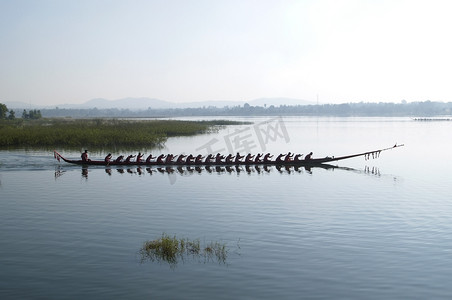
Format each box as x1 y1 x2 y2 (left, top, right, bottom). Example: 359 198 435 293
140 233 231 267
0 118 245 147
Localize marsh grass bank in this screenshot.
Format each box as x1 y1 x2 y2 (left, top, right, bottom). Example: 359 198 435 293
0 118 248 147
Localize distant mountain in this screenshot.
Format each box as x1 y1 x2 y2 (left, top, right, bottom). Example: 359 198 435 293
176 100 243 108
57 98 242 109
3 97 315 110
47 97 171 109
248 98 316 107
74 97 314 109
78 98 247 109
77 97 174 109
3 101 40 109
178 98 315 108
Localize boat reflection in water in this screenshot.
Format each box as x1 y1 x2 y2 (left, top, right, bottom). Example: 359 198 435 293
109 164 334 178
55 164 382 180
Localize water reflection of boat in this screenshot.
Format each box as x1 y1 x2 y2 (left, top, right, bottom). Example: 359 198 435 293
105 165 310 176
55 163 384 179
53 144 403 167
99 164 370 176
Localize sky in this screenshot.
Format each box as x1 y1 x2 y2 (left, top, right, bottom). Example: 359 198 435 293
1 0 452 106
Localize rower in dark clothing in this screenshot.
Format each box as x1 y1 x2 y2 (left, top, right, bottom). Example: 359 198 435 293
145 154 154 163
125 154 136 163
285 152 294 162
263 153 273 162
225 154 235 163
176 154 186 164
275 153 286 163
186 154 195 164
104 153 112 163
215 153 225 164
156 154 166 164
115 155 124 163
81 150 90 162
136 152 144 163
205 154 215 163
194 154 204 164
234 152 244 163
165 154 177 164
294 154 304 161
245 153 255 163
305 152 313 160
254 153 263 163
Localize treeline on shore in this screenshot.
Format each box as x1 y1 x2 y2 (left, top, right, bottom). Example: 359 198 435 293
1 103 42 120
0 118 244 148
28 100 452 118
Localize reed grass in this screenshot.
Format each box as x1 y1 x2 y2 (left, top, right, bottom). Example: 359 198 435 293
140 233 230 267
0 118 246 147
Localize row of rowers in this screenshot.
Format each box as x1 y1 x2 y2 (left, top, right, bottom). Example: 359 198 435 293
103 152 314 164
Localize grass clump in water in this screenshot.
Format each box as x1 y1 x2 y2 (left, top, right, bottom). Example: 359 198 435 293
142 234 181 264
204 241 228 263
140 233 230 267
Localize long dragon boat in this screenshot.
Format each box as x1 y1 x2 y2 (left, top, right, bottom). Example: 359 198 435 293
53 144 404 167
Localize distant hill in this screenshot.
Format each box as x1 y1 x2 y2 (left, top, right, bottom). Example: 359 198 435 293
78 97 174 109
3 101 40 109
62 98 243 109
4 97 315 110
75 97 315 109
248 98 316 107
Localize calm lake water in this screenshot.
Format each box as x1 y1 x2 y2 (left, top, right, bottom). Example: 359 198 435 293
1 117 452 299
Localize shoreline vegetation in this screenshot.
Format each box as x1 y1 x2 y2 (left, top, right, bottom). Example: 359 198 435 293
0 118 249 148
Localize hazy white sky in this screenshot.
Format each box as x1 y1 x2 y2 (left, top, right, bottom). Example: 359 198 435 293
1 0 452 106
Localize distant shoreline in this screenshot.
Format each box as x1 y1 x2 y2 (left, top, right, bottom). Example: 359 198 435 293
26 100 452 118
